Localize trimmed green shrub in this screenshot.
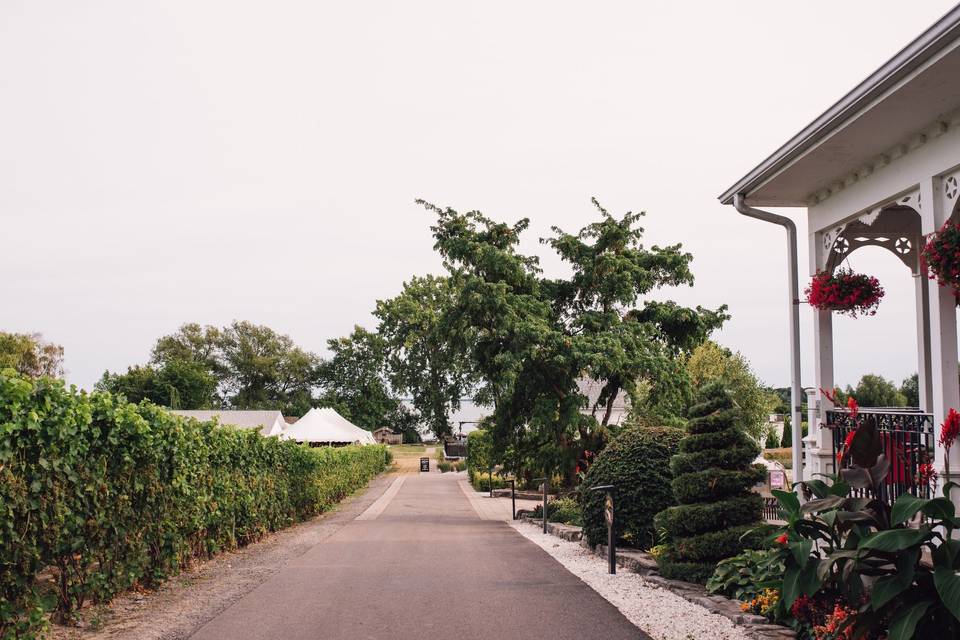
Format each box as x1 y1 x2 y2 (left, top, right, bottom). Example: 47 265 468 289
0 371 389 637
581 425 684 549
532 496 582 526
654 383 763 584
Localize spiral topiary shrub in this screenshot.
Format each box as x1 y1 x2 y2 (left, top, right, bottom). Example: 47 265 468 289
653 383 764 584
581 425 684 549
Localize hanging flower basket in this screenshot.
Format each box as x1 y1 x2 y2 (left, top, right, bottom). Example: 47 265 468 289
805 268 884 317
921 218 960 299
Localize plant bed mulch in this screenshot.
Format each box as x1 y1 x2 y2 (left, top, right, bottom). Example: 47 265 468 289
528 518 796 640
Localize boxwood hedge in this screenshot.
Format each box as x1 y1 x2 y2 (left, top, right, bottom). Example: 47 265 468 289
0 370 389 638
581 425 684 549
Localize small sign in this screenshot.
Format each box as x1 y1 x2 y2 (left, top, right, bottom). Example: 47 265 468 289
770 470 786 489
420 457 430 473
604 494 614 526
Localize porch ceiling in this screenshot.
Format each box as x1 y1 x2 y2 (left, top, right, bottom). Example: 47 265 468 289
719 6 960 207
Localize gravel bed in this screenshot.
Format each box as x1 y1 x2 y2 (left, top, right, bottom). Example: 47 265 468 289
511 520 751 640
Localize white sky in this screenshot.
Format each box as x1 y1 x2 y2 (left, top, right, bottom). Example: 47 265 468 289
2 1 957 392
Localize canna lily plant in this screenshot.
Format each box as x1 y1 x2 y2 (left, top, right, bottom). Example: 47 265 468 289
767 401 960 639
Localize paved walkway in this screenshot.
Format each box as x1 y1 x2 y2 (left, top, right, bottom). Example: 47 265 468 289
189 471 647 639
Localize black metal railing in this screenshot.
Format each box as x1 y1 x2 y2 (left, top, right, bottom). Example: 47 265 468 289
762 497 786 523
824 408 935 506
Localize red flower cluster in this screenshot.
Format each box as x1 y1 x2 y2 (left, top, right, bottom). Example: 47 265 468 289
940 407 960 450
921 218 960 300
775 533 788 545
805 268 884 318
917 461 938 488
813 602 857 640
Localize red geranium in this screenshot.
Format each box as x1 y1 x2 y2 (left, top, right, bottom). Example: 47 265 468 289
805 268 884 318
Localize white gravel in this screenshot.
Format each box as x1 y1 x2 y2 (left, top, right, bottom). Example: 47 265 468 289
510 521 751 640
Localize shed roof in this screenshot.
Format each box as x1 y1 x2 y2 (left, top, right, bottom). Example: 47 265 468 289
719 6 960 207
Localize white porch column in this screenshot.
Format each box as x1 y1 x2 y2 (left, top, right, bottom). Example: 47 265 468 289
915 272 933 411
810 229 836 478
920 176 960 491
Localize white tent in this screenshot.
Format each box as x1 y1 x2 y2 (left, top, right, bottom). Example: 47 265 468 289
284 408 376 445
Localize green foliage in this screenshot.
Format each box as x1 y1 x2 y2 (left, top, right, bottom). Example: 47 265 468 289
97 360 217 409
707 548 785 602
764 475 960 638
581 425 684 549
686 341 779 441
466 429 492 476
102 322 322 415
375 275 477 440
532 497 583 526
316 326 417 432
780 415 792 448
425 198 725 480
764 427 779 450
468 470 508 492
0 370 388 637
654 383 763 584
844 373 907 408
0 332 63 378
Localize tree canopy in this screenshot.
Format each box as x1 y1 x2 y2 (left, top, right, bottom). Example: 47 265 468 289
686 340 780 440
0 332 64 378
425 198 726 478
98 321 320 415
375 275 476 440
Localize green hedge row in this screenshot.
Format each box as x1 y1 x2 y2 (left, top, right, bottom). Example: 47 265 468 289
0 371 389 638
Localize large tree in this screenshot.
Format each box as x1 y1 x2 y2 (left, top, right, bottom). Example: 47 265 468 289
0 332 64 378
98 321 321 415
316 326 417 433
96 360 217 409
686 341 780 440
425 198 726 478
375 275 476 440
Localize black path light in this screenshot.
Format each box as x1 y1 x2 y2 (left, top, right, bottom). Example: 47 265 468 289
507 478 516 520
590 484 616 574
533 477 548 534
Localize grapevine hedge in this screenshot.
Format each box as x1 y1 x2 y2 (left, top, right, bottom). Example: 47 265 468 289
653 383 764 584
0 370 389 639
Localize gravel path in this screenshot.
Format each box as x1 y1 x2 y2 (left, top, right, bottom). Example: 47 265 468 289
511 521 751 640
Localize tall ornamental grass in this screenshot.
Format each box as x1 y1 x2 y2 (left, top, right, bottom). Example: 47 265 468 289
0 370 388 638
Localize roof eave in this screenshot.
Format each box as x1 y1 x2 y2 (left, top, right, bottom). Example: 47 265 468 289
718 5 960 206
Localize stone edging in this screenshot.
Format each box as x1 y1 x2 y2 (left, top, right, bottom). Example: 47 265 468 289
522 517 795 640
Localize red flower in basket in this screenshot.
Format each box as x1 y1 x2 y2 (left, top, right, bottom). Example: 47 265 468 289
805 268 884 318
922 219 960 302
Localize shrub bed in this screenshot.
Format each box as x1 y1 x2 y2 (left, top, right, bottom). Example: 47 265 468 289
581 425 684 549
0 371 389 638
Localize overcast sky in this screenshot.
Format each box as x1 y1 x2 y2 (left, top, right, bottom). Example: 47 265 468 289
3 1 957 393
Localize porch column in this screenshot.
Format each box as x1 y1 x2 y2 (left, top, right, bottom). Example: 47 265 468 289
920 176 960 491
810 229 836 479
914 272 933 411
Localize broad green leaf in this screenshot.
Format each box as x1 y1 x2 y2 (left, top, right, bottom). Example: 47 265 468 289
790 539 813 569
801 495 845 514
922 497 956 522
859 528 929 552
772 489 800 518
887 599 933 640
935 567 960 622
871 548 918 610
891 493 927 526
781 564 800 608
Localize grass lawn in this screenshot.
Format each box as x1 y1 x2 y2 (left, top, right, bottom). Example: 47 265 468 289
388 444 427 456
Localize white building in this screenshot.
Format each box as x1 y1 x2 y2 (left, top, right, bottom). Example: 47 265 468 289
721 6 960 504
